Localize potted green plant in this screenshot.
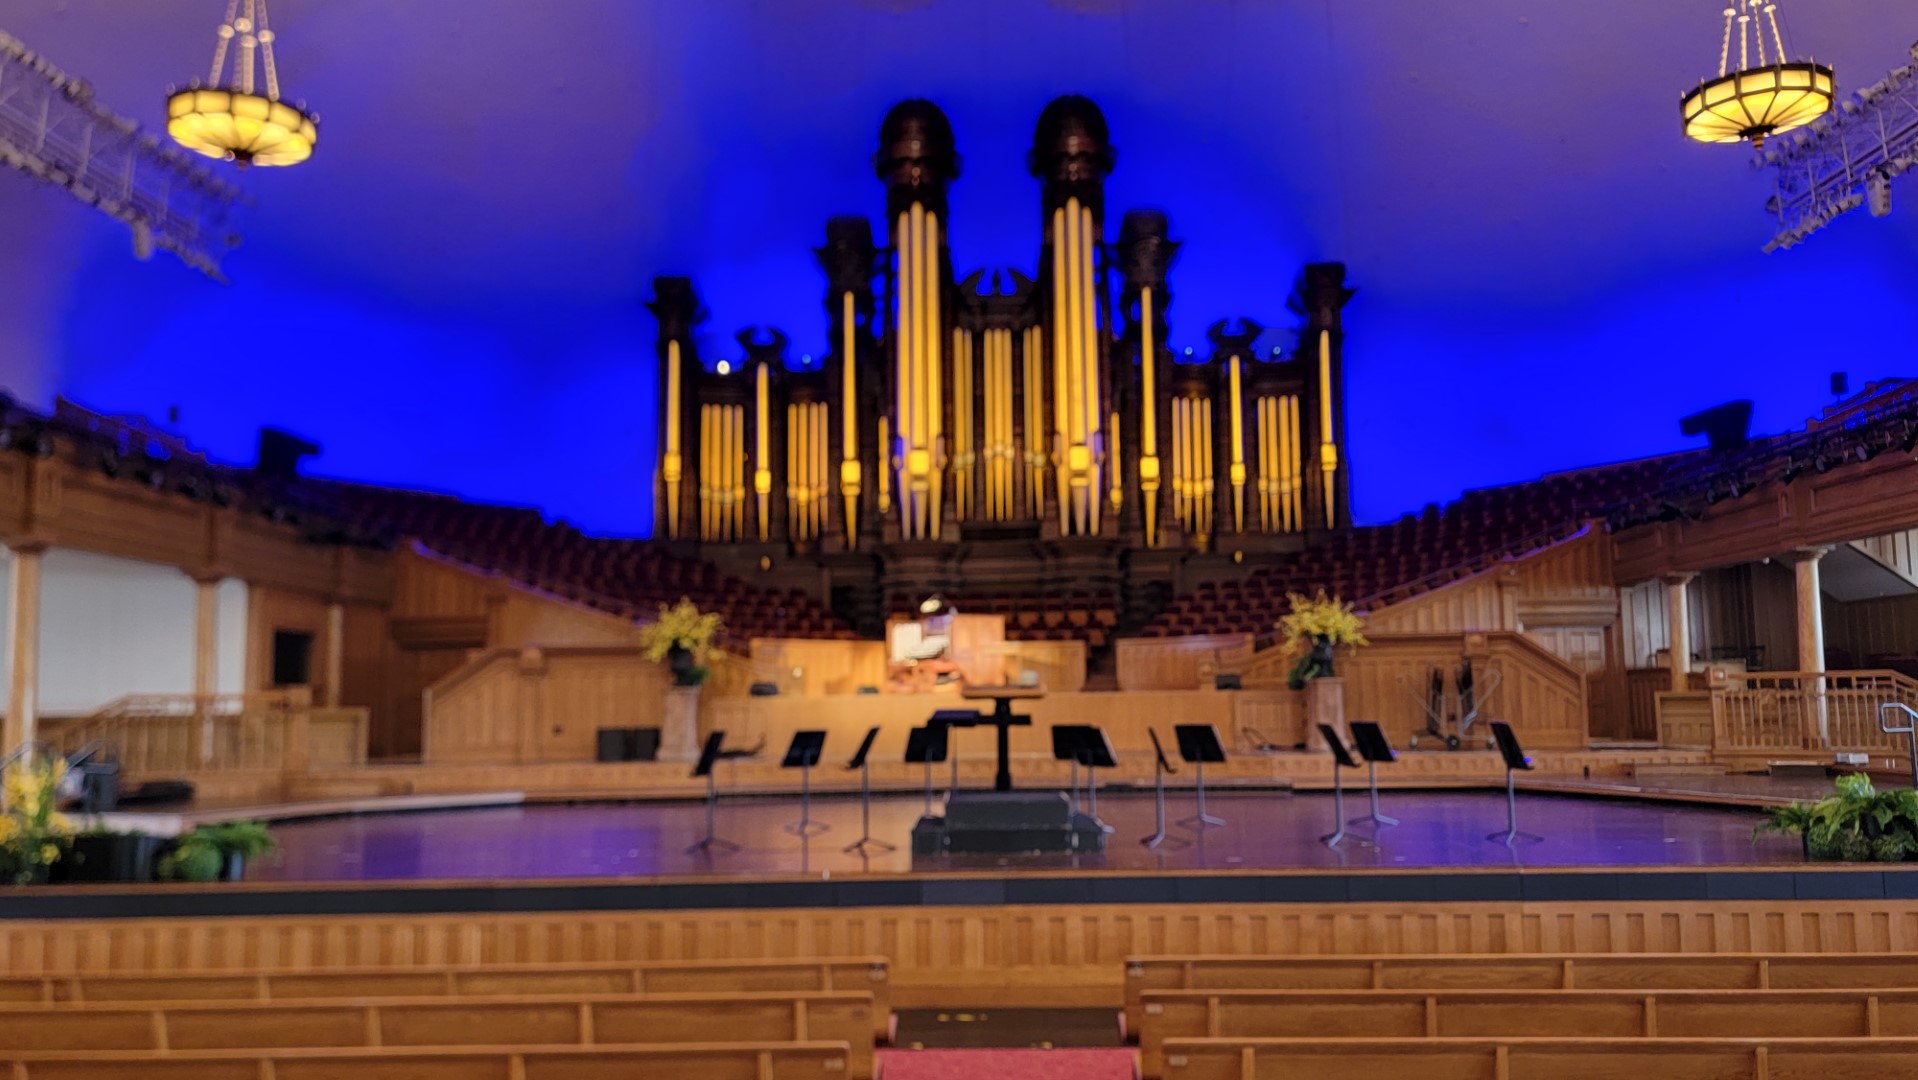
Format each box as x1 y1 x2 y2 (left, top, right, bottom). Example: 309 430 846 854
0 755 73 885
1756 774 1918 862
158 820 278 882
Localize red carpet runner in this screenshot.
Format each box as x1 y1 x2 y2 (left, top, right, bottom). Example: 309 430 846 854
877 1047 1138 1080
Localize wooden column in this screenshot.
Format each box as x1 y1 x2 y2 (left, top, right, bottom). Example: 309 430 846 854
1663 572 1696 695
324 602 346 708
1793 547 1831 744
192 576 221 764
4 545 45 751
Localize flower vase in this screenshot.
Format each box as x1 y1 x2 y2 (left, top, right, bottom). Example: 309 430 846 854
660 685 702 763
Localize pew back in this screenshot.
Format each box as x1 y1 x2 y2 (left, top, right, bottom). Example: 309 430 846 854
1137 988 1918 1076
1123 952 1918 1032
0 956 892 1039
1159 1036 1918 1080
0 1041 855 1080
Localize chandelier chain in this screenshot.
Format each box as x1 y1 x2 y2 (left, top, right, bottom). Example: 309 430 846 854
1719 6 1734 77
207 0 240 86
257 0 281 101
1764 2 1787 65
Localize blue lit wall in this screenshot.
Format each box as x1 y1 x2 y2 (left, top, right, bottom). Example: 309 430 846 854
1 0 1914 537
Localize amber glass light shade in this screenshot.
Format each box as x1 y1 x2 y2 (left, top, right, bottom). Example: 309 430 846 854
166 87 317 166
1681 62 1833 147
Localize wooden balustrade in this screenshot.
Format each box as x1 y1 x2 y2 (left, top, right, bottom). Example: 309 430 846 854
0 1041 854 1080
37 691 367 780
1711 669 1918 759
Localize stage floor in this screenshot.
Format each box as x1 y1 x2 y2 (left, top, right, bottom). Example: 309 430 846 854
245 788 1802 883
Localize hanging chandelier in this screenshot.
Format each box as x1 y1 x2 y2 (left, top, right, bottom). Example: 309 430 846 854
1681 0 1832 148
166 0 316 167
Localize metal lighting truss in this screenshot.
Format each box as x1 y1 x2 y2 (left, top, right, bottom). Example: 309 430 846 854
1760 41 1918 251
0 30 242 279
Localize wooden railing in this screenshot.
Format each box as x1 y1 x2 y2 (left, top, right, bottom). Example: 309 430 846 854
38 691 368 779
1714 669 1918 756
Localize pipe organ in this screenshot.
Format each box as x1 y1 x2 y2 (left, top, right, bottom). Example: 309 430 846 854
651 96 1352 568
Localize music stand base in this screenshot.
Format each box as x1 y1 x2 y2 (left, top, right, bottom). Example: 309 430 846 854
686 836 741 854
1486 829 1544 846
1178 813 1228 829
1349 813 1400 828
843 836 896 853
784 821 831 837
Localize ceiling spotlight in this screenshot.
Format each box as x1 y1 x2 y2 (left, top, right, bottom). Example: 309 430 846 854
168 0 318 167
1681 0 1832 148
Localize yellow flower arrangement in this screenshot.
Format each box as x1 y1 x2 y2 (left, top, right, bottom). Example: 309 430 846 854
0 755 72 884
637 598 724 687
1277 590 1369 651
1277 591 1368 689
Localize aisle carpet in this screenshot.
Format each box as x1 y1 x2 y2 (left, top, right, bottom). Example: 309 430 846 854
876 1048 1138 1080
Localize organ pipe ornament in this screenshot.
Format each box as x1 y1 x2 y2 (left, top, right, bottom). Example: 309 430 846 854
649 277 704 541
167 0 318 167
1681 0 1831 148
819 216 878 550
1117 211 1178 547
1031 96 1116 538
877 101 960 542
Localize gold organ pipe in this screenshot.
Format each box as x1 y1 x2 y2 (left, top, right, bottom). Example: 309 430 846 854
1050 207 1070 535
1025 324 1045 520
1288 394 1303 531
1255 396 1270 531
877 415 891 515
1140 288 1156 455
1199 397 1214 539
663 340 683 539
1079 202 1099 535
952 326 970 521
925 209 943 540
840 291 860 548
1228 356 1245 534
1108 409 1122 511
1319 329 1337 528
697 403 710 540
895 209 915 537
755 363 770 541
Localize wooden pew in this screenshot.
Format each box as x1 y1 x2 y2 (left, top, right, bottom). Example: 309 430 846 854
1123 951 1918 1034
1137 988 1918 1077
0 956 892 1040
0 990 875 1077
1158 1035 1918 1080
0 1040 854 1080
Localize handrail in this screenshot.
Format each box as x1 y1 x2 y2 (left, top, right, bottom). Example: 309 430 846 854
1881 703 1918 789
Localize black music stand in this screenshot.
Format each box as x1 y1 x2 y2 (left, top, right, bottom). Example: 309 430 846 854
1486 721 1541 845
1346 721 1399 830
904 724 949 818
1142 729 1186 850
686 731 738 854
931 709 982 799
842 726 892 853
1052 724 1094 809
1067 726 1117 833
1174 723 1228 830
1319 723 1359 848
782 730 830 837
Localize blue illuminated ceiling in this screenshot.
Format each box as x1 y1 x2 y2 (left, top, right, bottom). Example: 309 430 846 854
0 0 1913 536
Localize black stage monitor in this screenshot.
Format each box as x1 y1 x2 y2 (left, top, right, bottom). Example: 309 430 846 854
1051 724 1096 762
904 724 948 764
1148 729 1177 774
1318 724 1359 770
691 731 726 779
1174 723 1227 764
846 726 880 770
1348 721 1396 765
1489 721 1532 771
782 730 827 769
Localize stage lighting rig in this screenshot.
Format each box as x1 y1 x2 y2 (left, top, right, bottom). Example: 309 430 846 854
0 32 241 279
1760 41 1918 250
